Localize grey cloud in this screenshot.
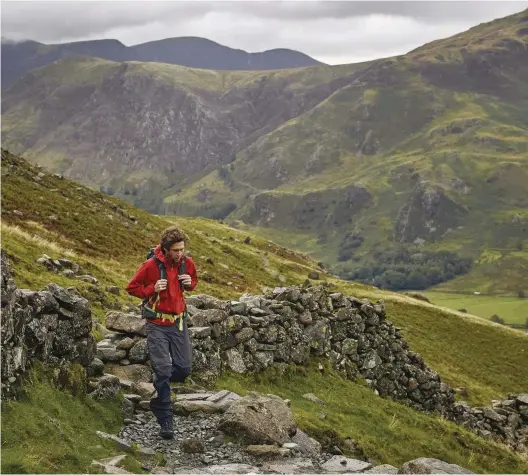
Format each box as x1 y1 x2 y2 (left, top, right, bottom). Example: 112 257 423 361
1 1 210 42
1 1 527 64
227 1 527 22
3 1 527 43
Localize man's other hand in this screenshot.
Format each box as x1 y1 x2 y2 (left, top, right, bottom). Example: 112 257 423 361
178 274 192 287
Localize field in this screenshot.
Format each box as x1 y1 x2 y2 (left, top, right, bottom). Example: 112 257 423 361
421 291 528 326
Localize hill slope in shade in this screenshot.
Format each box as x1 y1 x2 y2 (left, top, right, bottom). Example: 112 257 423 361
2 8 527 295
0 36 324 88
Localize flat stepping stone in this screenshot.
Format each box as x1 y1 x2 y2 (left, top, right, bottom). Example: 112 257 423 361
173 400 222 415
262 458 315 474
365 464 399 474
91 455 132 474
175 392 216 401
320 455 372 473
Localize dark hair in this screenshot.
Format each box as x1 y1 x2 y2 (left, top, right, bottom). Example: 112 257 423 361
160 226 187 251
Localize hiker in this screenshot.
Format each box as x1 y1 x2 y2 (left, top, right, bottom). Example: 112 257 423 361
125 225 198 439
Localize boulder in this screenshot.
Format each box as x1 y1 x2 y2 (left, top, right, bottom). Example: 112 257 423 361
398 458 473 474
320 455 372 473
180 438 205 454
130 381 155 399
105 312 146 336
90 374 122 400
105 364 152 383
218 391 297 445
128 339 148 364
291 428 322 457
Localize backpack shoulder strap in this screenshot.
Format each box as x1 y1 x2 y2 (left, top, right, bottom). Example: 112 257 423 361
178 255 187 274
152 256 166 280
178 255 187 290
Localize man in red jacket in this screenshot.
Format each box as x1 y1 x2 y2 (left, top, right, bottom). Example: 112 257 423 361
126 226 198 439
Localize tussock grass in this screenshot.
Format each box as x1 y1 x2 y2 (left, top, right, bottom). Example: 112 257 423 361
1 222 77 257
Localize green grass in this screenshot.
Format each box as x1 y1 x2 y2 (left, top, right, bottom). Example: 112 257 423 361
421 291 528 325
408 8 528 61
216 361 528 474
1 365 126 474
24 56 120 87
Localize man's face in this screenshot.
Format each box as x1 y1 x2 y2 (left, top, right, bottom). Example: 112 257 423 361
166 241 185 262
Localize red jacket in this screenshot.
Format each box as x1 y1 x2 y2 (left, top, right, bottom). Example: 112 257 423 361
125 245 198 326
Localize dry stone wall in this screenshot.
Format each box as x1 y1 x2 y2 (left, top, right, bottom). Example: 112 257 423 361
1 251 96 397
98 284 528 451
101 286 455 414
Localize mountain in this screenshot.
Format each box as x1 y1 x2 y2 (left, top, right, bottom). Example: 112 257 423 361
2 9 528 296
0 36 324 88
2 148 528 474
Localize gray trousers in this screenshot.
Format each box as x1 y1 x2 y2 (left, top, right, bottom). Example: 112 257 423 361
146 319 192 424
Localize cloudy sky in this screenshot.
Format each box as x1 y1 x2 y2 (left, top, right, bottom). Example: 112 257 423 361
2 1 528 64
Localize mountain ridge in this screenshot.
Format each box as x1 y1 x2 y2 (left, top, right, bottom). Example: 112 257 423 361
2 8 527 295
0 35 324 88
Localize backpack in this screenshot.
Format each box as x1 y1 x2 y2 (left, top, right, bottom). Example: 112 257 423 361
141 247 187 320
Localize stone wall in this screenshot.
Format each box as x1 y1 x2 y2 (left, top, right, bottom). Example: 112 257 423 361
1 251 96 397
100 286 455 412
452 395 528 451
97 284 527 451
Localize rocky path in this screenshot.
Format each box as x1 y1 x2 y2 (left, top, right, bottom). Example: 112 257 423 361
118 410 337 474
92 386 472 475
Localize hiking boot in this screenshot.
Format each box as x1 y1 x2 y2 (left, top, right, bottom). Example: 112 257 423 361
159 419 174 439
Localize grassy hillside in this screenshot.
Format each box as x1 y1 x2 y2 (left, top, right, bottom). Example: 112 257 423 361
0 148 321 318
2 149 528 473
224 10 528 295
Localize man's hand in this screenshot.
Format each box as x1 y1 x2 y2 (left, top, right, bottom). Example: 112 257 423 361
154 279 167 292
178 274 192 288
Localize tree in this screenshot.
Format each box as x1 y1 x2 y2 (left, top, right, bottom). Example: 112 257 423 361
490 314 505 325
